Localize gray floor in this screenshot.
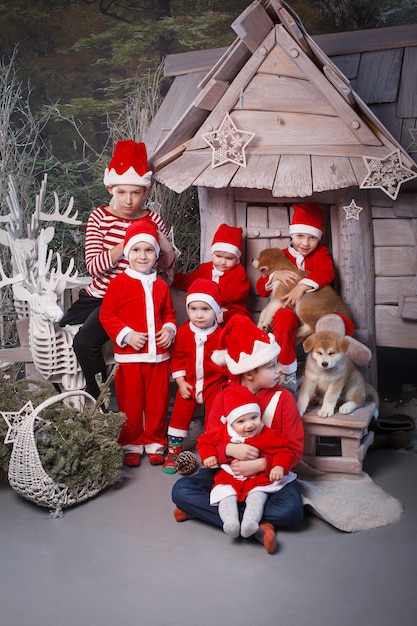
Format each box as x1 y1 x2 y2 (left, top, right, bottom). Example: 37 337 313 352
1 418 416 626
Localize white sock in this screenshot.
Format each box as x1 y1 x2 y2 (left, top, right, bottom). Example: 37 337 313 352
218 495 240 538
241 491 268 538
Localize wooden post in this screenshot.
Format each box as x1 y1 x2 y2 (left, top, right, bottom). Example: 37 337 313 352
198 187 236 261
332 189 378 387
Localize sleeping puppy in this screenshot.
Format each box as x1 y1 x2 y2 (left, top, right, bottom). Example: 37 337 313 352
297 330 379 418
252 248 350 339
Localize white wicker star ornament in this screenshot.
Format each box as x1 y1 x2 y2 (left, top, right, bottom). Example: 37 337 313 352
360 149 417 200
202 113 255 168
407 128 417 153
1 401 34 444
343 200 363 220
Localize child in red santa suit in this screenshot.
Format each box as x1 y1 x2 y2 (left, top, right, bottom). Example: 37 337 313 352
172 314 304 554
255 203 371 394
163 278 228 474
99 220 176 467
172 223 251 324
197 384 297 542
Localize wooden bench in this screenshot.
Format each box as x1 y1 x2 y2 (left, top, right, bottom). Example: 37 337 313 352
301 402 376 474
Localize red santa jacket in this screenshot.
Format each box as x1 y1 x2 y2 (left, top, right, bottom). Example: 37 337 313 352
206 383 304 467
99 267 176 363
197 422 296 475
256 243 335 296
170 321 228 404
172 261 251 322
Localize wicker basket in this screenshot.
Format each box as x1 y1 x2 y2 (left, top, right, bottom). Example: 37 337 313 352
8 390 110 517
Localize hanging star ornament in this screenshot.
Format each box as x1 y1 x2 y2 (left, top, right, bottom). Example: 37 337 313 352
360 149 417 200
202 113 255 168
343 200 363 220
1 400 34 444
407 128 417 153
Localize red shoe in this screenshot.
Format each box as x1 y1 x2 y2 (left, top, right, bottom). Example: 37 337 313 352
124 453 141 467
259 523 277 554
173 508 188 522
148 453 165 466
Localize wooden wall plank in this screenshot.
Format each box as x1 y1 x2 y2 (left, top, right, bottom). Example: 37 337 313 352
155 153 210 193
375 305 417 348
242 74 335 115
398 46 417 118
375 276 417 305
331 53 360 80
374 246 416 276
355 49 403 104
231 110 368 146
273 154 312 198
373 219 415 245
258 43 305 77
193 161 239 188
230 154 278 190
312 155 358 191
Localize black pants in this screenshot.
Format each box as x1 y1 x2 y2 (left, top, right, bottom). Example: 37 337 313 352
60 291 109 399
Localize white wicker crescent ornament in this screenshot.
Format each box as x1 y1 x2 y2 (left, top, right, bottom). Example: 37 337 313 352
8 390 108 518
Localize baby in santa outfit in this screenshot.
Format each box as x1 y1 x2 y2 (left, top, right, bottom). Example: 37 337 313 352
197 384 297 541
172 223 251 324
256 203 371 393
163 278 228 474
99 220 177 467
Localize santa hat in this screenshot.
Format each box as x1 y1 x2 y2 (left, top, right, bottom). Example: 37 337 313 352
211 224 243 259
103 140 153 188
212 314 280 375
289 203 324 239
220 384 261 425
185 278 221 317
123 220 160 257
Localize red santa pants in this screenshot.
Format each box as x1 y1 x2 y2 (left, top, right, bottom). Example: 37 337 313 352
168 383 223 437
115 360 170 453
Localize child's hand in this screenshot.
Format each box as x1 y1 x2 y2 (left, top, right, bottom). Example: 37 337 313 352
269 465 285 481
231 458 266 477
225 443 260 461
129 331 148 350
271 269 300 286
280 283 309 308
156 327 175 348
178 380 193 399
203 455 218 468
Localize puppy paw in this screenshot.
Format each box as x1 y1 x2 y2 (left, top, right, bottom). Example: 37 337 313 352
318 405 335 418
339 401 357 414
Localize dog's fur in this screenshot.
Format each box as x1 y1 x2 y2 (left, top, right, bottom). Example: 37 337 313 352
297 330 379 418
252 247 350 340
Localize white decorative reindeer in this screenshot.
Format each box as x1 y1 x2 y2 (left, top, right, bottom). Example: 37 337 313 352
0 175 88 392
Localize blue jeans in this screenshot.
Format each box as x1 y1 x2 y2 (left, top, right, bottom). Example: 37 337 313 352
171 468 304 529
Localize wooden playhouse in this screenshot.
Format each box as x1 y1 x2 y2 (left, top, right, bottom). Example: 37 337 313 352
144 0 417 392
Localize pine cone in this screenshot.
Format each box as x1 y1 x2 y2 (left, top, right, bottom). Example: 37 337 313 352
175 451 198 475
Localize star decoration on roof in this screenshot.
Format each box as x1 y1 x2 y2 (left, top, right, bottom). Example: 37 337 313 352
1 400 34 444
202 113 255 169
343 200 363 220
406 128 417 153
360 149 417 200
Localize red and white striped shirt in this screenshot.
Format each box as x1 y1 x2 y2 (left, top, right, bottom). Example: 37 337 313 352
85 206 168 298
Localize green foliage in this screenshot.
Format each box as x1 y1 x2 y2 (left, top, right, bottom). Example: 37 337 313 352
0 370 125 488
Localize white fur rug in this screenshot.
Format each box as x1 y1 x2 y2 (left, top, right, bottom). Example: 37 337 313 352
296 462 403 532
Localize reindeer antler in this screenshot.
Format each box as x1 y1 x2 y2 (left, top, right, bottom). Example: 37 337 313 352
0 257 23 289
0 177 24 240
36 174 81 226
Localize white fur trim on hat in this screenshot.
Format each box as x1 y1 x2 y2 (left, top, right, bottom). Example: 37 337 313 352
212 334 280 375
221 402 261 424
104 166 153 189
186 292 221 317
124 233 160 258
211 242 241 258
289 223 322 238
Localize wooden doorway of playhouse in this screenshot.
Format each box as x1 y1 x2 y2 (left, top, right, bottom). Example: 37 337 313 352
243 202 332 323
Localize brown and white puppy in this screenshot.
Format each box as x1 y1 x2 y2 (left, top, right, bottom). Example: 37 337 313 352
252 247 350 340
297 330 379 418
